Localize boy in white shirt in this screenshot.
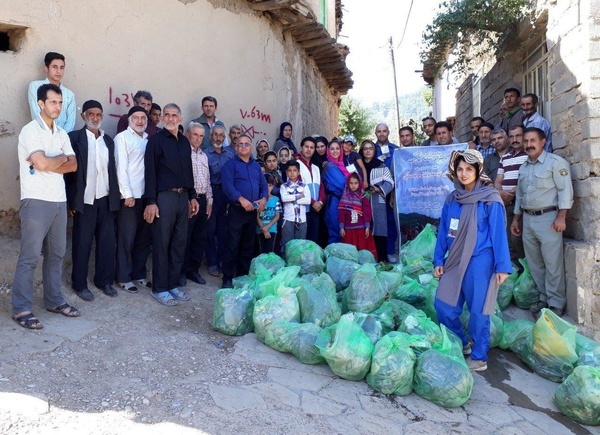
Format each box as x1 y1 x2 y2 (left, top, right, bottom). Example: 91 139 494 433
280 160 311 254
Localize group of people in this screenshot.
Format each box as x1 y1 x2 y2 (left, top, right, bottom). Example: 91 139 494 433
12 48 574 379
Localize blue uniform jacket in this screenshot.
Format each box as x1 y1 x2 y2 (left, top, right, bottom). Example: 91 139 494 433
222 154 268 204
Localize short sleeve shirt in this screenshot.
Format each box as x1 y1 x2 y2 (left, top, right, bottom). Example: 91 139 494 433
257 196 282 234
18 117 75 202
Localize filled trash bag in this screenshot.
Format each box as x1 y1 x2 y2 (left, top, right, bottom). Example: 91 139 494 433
316 314 375 380
372 299 417 333
326 257 361 291
353 312 384 345
414 278 439 324
265 319 325 364
255 266 301 299
212 288 255 336
377 269 403 295
399 310 442 348
392 276 427 305
366 331 417 396
295 277 341 328
264 318 295 353
413 348 474 408
575 333 600 368
285 239 325 275
253 294 300 343
512 258 540 309
401 223 437 261
358 249 377 264
343 264 390 314
497 265 518 310
402 254 434 277
459 304 504 349
521 308 578 382
249 253 286 279
324 243 359 262
302 272 338 298
553 365 600 426
499 319 534 356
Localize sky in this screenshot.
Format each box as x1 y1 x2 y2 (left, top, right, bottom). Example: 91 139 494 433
339 0 439 105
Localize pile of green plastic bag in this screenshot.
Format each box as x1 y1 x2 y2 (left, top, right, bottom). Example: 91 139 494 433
211 233 600 423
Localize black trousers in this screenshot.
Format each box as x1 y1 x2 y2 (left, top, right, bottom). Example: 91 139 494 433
222 205 257 282
258 232 275 254
71 196 116 290
116 199 151 283
206 186 228 268
374 235 388 263
305 208 320 244
183 195 208 274
151 191 188 293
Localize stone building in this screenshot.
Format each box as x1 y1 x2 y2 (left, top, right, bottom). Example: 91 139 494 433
0 0 352 235
423 0 600 335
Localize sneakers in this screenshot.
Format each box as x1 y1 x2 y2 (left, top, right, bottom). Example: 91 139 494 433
462 343 472 356
529 300 548 314
387 255 398 264
467 358 487 372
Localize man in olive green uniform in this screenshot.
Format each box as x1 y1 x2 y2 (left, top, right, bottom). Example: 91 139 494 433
510 127 573 317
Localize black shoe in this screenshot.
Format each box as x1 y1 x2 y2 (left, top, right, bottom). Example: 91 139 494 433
187 271 206 285
549 306 565 317
179 274 187 287
75 288 94 301
222 280 233 289
101 284 118 297
529 300 548 314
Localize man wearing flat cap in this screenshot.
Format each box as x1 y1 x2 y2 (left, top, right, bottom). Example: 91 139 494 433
66 100 121 301
114 106 152 293
476 122 496 159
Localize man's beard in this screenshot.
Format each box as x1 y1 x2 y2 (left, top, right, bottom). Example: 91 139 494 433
522 109 535 117
213 142 223 148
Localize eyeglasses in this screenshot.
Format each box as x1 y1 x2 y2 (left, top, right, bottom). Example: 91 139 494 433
237 143 252 147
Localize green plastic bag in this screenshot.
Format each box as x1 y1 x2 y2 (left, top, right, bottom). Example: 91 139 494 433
402 254 434 277
497 264 518 310
401 223 437 261
295 278 341 328
366 331 417 396
264 319 325 364
459 304 504 348
253 294 300 342
553 365 600 426
302 272 338 297
575 333 600 368
353 312 383 345
499 319 534 355
285 239 325 275
324 243 359 262
326 257 361 291
249 253 285 279
372 299 417 333
358 249 377 264
512 258 540 309
378 269 403 295
521 308 578 382
343 264 390 314
414 278 439 323
264 318 295 353
392 276 427 305
315 313 374 380
255 266 300 299
399 310 442 348
413 348 474 408
212 288 255 336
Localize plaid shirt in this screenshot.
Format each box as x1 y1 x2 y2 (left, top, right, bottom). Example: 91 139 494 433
476 143 496 159
191 146 213 205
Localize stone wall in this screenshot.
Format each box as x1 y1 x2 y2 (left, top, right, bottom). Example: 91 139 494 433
450 0 600 332
0 0 341 232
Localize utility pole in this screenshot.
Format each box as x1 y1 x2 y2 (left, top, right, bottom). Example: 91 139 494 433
388 36 401 144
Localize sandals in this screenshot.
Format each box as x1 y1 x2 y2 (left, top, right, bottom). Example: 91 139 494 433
47 303 80 317
12 313 44 330
134 279 152 289
151 291 178 306
118 281 139 293
169 288 190 302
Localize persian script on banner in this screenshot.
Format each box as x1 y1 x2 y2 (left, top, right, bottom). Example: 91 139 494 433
393 144 468 220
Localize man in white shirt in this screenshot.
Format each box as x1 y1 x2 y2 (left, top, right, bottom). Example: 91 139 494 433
66 100 121 301
521 93 552 152
114 106 152 293
12 83 78 329
27 52 77 132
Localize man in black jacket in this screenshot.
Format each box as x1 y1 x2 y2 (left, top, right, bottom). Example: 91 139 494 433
66 100 120 301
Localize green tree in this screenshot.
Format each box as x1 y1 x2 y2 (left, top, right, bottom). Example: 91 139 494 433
338 96 376 144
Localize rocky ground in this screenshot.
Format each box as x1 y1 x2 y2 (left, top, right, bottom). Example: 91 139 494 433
0 233 597 434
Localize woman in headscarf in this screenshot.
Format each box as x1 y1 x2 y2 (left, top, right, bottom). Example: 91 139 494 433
273 122 297 154
359 139 394 262
322 138 349 244
433 149 511 372
255 139 270 162
311 136 329 247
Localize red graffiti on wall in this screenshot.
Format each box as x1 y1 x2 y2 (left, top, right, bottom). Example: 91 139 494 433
107 87 136 118
241 125 267 139
239 106 271 124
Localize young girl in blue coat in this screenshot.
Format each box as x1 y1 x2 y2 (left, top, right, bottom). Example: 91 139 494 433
433 149 511 372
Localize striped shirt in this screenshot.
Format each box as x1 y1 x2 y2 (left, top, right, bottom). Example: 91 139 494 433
497 149 528 190
191 146 213 205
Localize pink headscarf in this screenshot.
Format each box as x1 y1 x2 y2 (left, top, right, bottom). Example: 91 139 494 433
327 142 350 177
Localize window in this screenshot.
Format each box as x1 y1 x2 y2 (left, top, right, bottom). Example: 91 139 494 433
522 36 550 117
0 23 27 52
471 70 482 118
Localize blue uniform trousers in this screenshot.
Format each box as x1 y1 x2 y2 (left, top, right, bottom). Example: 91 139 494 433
434 250 493 361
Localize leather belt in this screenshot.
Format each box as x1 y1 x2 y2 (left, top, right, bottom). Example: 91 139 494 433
169 187 188 193
522 206 558 216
